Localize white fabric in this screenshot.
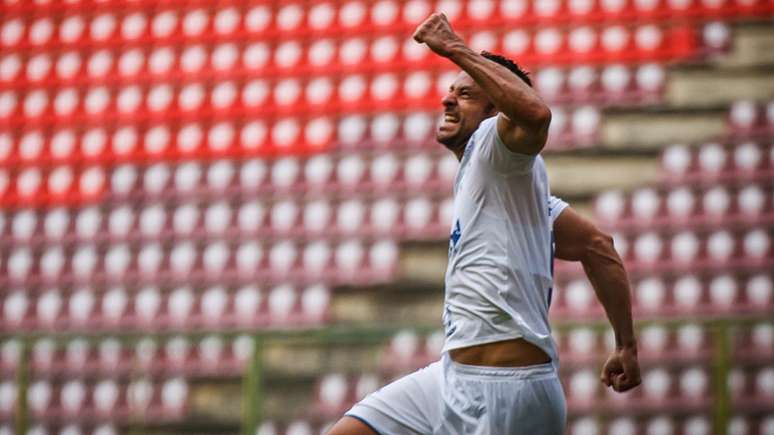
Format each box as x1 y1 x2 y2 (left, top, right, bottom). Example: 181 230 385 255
346 354 566 435
442 116 567 364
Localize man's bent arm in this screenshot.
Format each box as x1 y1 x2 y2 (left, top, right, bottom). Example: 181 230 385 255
553 207 636 350
446 46 551 154
553 206 640 392
413 13 550 154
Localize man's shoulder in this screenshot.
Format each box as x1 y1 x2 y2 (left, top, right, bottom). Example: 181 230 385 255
468 115 499 158
476 115 499 136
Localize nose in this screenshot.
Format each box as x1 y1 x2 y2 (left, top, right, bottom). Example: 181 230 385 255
442 92 456 109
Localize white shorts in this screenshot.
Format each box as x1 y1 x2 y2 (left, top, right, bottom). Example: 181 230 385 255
346 354 566 435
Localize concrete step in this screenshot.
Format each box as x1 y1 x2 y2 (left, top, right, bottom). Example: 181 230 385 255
546 154 660 197
714 21 774 68
665 67 774 108
331 283 444 327
601 110 726 150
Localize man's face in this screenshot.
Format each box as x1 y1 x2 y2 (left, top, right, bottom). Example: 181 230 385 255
436 72 496 153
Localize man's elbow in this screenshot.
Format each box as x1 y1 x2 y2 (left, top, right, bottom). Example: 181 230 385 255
582 231 620 265
536 105 552 128
526 105 551 132
512 106 551 155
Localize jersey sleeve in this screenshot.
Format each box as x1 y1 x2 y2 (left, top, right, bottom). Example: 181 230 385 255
549 195 569 227
476 115 536 175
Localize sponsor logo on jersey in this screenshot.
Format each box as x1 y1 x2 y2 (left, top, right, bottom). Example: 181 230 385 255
448 219 461 257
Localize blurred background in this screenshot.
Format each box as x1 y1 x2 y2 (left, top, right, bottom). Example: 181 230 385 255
0 0 772 434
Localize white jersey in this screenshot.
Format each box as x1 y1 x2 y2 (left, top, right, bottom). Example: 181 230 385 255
442 116 568 362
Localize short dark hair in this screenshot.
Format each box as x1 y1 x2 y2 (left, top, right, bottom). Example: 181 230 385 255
480 51 533 87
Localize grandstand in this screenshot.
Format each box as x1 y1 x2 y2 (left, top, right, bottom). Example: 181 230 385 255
0 0 772 434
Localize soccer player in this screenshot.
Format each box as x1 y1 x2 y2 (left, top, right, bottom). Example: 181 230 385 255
328 13 640 435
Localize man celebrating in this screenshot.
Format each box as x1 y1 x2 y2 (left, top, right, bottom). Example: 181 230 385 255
328 13 640 435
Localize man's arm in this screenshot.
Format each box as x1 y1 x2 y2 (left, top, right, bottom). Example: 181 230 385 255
413 13 551 155
553 206 641 393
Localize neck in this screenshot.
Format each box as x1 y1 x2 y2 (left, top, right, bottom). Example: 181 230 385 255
444 134 473 162
452 146 464 162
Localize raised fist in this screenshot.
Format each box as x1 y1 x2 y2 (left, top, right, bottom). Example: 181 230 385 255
412 12 464 58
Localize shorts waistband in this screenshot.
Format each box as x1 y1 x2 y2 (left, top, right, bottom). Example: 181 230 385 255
445 354 556 380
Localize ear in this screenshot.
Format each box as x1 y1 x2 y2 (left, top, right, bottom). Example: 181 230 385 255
485 102 497 117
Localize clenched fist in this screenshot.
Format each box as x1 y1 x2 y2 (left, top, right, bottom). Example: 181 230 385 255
412 12 465 58
600 345 641 393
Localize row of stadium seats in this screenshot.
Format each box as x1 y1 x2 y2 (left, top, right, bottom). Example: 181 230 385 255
535 62 665 104
1 98 770 182
0 147 452 190
565 365 712 407
2 97 770 165
1 143 768 234
0 23 698 79
660 141 772 182
552 272 772 317
0 237 401 283
566 414 774 435
309 364 773 417
581 226 769 269
0 76 447 119
381 321 773 373
0 424 118 435
1 94 601 154
730 365 774 405
1 53 670 108
0 70 660 126
254 414 774 435
2 102 770 208
594 183 772 228
4 320 767 380
1 284 331 332
727 100 774 138
1 225 768 288
0 273 774 331
0 376 188 421
0 197 451 243
0 334 255 376
1 0 767 46
0 165 105 207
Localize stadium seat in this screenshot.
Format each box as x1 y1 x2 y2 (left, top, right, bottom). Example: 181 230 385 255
127 377 154 413
238 201 267 234
570 417 600 435
93 379 121 415
268 284 299 322
370 197 401 235
101 286 129 328
568 368 600 404
317 373 351 415
272 199 300 234
0 338 21 375
201 286 230 326
676 323 707 355
303 240 333 277
0 380 16 418
27 379 54 415
161 377 189 415
335 239 365 276
746 274 773 311
98 337 123 372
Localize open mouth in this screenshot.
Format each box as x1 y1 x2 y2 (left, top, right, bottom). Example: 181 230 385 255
443 113 460 124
